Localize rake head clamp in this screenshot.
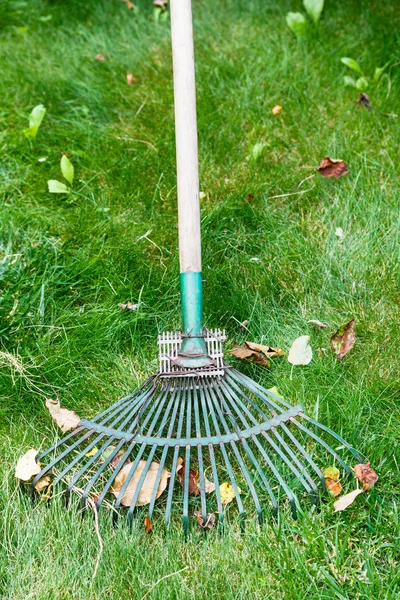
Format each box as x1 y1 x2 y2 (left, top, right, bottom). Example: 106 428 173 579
29 0 366 536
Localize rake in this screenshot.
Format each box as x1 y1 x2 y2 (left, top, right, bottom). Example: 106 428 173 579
32 0 364 534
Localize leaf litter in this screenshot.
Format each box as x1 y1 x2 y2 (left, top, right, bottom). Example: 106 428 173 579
318 157 349 179
176 457 215 495
330 319 355 360
45 398 80 433
111 460 171 507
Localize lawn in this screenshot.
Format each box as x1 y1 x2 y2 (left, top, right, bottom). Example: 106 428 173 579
0 0 399 598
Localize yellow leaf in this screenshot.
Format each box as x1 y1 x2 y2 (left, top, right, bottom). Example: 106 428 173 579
334 488 364 512
323 466 340 482
111 460 171 507
272 105 282 115
34 475 52 493
85 447 99 457
220 482 242 505
15 449 41 482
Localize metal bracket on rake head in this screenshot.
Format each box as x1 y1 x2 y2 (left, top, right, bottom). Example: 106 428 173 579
158 329 226 382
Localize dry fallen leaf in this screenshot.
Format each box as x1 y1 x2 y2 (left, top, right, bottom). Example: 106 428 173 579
318 157 349 179
153 0 168 7
95 53 105 61
111 460 170 507
354 463 378 491
287 335 312 365
308 319 328 329
45 399 80 433
229 343 270 367
34 475 52 493
272 105 282 115
323 466 340 481
85 447 99 457
15 449 41 481
194 511 216 530
122 0 134 8
144 516 153 533
118 302 139 311
176 458 215 495
326 479 343 497
335 227 344 239
334 488 364 512
126 73 136 85
220 482 242 505
356 93 373 110
245 341 285 358
330 319 355 360
239 319 249 331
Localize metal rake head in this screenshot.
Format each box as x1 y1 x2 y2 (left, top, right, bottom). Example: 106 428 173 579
32 366 363 535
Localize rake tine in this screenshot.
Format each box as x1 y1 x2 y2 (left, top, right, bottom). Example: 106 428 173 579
193 383 207 523
203 383 246 530
227 370 288 413
36 427 85 462
300 413 364 462
165 381 186 530
182 381 193 537
199 383 224 532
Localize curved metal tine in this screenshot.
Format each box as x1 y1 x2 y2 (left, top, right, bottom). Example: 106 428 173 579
278 423 327 494
165 381 187 530
85 383 172 511
218 379 278 516
54 384 157 490
112 383 173 524
210 384 263 524
198 382 224 532
223 375 274 420
36 427 86 462
300 413 365 463
292 417 354 474
147 386 181 520
181 382 193 538
203 383 246 531
219 378 298 516
126 382 179 527
193 382 207 523
228 369 293 412
35 383 155 488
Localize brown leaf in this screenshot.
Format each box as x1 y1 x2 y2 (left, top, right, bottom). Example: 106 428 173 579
122 0 134 8
126 73 136 85
15 449 41 481
330 319 356 360
118 301 139 311
95 53 105 61
308 319 328 329
229 343 254 360
239 319 249 331
245 194 254 203
354 463 378 491
325 478 343 497
245 341 285 358
144 516 153 533
176 458 215 495
45 399 80 433
318 157 349 179
111 461 170 507
194 511 216 530
272 105 282 115
356 93 373 110
334 488 364 512
229 342 277 367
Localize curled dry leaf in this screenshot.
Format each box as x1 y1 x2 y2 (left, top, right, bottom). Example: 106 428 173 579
144 516 153 534
354 463 378 491
176 457 215 495
45 399 80 433
308 319 328 329
330 319 355 360
220 482 242 505
287 335 312 366
245 341 285 358
356 93 373 109
334 488 364 512
118 302 139 311
15 449 41 481
34 475 52 493
194 511 216 530
318 157 349 179
272 105 282 115
323 466 340 482
111 460 170 507
229 343 270 367
95 53 105 61
122 0 134 9
239 319 249 331
126 73 136 85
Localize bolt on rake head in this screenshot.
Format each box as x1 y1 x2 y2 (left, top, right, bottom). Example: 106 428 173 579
31 363 364 536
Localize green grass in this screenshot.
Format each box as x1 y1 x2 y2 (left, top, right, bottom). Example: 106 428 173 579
1 0 399 598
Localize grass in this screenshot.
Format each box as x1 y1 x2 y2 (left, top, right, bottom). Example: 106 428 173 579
1 0 399 598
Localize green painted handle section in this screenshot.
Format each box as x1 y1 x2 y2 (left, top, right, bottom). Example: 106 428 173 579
180 271 203 334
